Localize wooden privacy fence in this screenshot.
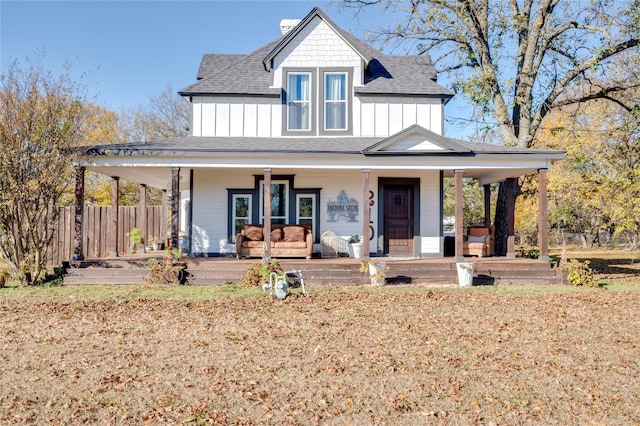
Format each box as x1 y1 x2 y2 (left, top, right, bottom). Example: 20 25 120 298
49 206 163 266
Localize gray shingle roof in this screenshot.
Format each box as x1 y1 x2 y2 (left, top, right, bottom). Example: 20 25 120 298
179 7 453 98
82 134 563 158
179 38 284 96
196 54 245 80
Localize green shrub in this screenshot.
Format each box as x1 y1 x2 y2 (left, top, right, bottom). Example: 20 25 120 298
565 259 597 287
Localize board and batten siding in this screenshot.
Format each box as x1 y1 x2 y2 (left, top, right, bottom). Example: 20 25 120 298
192 99 281 138
359 98 443 137
189 168 442 256
191 96 445 138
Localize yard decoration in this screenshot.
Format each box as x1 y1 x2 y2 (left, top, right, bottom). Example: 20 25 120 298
262 269 307 299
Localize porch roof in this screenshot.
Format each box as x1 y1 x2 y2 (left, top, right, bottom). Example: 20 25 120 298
78 134 564 190
81 135 562 158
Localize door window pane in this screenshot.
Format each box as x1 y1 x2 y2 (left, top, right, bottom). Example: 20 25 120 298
261 181 288 225
297 194 315 230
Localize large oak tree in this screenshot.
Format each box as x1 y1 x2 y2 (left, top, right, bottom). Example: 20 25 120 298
343 0 640 253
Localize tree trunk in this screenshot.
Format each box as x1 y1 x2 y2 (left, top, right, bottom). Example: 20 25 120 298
494 182 508 256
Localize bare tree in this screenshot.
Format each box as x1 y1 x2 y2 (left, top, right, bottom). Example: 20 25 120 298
119 83 189 143
0 60 87 284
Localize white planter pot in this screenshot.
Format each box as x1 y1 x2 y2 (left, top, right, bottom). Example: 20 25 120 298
368 262 386 286
456 262 474 287
349 243 363 259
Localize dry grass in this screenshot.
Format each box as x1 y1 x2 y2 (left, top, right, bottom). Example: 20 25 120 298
1 284 639 424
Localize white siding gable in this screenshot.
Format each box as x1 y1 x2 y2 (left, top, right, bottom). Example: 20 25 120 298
381 135 447 152
271 16 363 86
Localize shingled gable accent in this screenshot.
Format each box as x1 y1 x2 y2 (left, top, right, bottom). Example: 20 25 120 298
262 7 372 72
362 125 472 154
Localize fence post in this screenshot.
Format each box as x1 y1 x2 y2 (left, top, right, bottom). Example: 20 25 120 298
73 166 85 261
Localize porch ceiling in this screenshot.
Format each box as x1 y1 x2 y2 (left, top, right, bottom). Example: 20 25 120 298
85 166 188 190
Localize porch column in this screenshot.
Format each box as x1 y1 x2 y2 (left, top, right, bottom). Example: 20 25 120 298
362 169 370 259
161 190 168 248
506 178 516 258
263 168 272 262
109 176 120 257
484 184 491 228
538 169 550 262
454 170 464 261
171 167 180 249
73 165 85 261
140 184 147 248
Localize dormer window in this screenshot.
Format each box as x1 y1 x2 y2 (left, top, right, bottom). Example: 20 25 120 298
287 72 311 131
324 72 347 130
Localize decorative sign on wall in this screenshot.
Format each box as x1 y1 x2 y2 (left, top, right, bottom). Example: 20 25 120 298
327 190 359 222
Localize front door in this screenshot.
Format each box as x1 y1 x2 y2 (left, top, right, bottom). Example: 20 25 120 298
384 185 414 255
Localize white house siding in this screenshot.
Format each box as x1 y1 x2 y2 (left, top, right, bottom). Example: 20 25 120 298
359 98 444 137
190 168 441 256
191 98 281 137
190 169 255 255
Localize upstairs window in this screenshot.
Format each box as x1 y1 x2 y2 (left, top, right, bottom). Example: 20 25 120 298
324 73 347 130
287 73 311 131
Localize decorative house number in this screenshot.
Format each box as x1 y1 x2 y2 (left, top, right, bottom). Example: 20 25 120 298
327 190 359 222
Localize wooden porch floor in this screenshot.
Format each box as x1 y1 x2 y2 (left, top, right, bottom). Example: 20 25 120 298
64 254 565 286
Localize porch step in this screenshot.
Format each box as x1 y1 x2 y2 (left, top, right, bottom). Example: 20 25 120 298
63 258 152 285
63 257 565 286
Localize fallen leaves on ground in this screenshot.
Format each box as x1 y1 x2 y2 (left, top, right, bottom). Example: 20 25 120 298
1 288 639 424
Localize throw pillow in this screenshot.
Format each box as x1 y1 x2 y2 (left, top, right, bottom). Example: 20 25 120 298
271 228 283 242
244 225 263 241
283 225 305 242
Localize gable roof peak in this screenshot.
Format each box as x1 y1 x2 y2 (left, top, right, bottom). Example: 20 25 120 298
262 7 373 71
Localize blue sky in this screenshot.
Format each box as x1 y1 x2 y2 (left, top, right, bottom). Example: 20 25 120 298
1 0 473 136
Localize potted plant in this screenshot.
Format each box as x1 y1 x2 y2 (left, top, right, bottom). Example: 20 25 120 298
360 259 387 285
125 227 143 254
149 236 163 251
348 234 363 258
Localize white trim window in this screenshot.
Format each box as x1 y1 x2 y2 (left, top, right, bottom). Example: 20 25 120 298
324 72 347 130
296 194 315 229
261 181 289 225
287 72 311 131
232 194 251 237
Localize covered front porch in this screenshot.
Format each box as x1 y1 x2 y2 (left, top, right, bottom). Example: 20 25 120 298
70 164 553 262
73 129 563 264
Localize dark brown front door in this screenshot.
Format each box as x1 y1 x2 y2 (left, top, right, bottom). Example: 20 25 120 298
384 185 414 255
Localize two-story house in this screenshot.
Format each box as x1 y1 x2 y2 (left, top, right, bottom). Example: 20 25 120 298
77 7 563 261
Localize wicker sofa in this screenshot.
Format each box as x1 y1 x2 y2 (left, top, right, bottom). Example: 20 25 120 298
235 224 313 259
463 226 494 257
